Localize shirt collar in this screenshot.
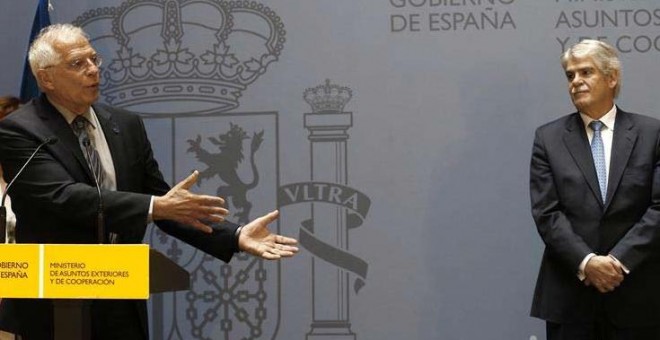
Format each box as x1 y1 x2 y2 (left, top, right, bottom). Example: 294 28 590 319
580 104 617 131
48 99 98 130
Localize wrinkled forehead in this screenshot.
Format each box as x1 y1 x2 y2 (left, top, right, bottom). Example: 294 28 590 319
564 55 598 72
51 37 96 60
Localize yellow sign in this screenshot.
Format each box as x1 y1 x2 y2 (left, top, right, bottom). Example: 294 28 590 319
0 244 40 298
0 244 149 299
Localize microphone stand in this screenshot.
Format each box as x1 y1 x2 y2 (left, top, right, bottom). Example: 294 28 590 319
1 137 58 243
80 137 106 244
91 170 105 244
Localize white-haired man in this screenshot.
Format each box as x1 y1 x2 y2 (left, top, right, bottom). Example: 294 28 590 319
530 39 660 338
0 23 298 340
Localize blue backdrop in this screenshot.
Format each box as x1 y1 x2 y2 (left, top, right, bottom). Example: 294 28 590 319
1 1 660 339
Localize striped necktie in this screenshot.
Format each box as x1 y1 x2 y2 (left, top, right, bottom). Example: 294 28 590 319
71 115 106 187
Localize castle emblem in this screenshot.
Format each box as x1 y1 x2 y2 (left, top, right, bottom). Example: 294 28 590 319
72 1 372 339
72 0 285 339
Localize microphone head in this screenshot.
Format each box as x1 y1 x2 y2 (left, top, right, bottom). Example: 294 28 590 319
46 137 59 145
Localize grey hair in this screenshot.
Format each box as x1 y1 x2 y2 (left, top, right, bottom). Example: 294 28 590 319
28 23 88 76
560 39 622 98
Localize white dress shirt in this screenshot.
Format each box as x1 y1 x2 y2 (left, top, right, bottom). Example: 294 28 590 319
50 101 155 237
51 102 117 191
580 105 616 184
576 105 629 279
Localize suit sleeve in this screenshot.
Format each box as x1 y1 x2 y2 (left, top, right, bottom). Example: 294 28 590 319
130 114 240 263
609 130 660 271
530 127 593 272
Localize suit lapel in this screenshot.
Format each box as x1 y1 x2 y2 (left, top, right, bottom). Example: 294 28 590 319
604 109 637 210
562 113 604 206
35 96 95 183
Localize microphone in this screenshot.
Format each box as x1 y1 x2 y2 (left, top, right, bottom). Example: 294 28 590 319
92 166 107 244
1 136 58 243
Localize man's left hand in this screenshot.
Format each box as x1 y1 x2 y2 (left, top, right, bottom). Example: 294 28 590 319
238 210 299 260
583 255 624 293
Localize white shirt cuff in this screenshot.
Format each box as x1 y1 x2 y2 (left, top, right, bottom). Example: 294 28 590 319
147 196 154 223
577 253 596 281
608 254 630 274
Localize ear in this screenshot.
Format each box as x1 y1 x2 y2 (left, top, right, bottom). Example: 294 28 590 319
35 69 55 91
607 69 619 90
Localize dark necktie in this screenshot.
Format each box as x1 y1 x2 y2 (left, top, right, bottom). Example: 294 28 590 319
589 120 607 202
71 116 106 187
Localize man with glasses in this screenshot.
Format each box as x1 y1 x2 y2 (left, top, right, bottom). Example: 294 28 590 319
0 23 298 340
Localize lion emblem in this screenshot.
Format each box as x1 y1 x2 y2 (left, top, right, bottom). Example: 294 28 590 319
187 123 264 224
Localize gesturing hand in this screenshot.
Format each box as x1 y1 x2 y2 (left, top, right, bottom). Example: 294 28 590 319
238 210 299 260
153 170 229 233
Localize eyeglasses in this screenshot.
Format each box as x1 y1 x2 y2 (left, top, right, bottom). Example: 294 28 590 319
43 55 103 72
68 55 102 71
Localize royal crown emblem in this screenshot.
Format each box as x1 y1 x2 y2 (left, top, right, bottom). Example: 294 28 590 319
73 0 285 114
303 79 353 113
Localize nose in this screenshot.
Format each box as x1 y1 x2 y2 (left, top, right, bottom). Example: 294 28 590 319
85 61 100 76
570 75 585 91
571 74 582 85
80 54 102 74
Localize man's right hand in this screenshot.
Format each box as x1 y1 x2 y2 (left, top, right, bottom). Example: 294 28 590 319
152 170 229 233
583 255 624 293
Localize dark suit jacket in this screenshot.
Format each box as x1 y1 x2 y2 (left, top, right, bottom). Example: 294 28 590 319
530 108 660 327
0 95 240 339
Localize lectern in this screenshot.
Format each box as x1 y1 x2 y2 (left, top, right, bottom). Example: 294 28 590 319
0 245 190 340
